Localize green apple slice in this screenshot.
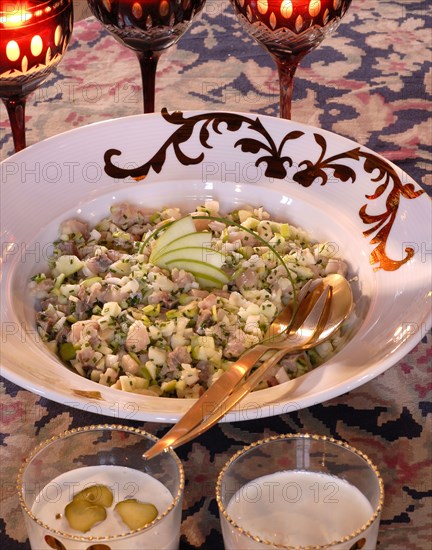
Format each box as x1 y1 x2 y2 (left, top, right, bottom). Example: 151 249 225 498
157 246 226 270
165 258 229 288
194 273 229 289
149 215 230 289
149 216 196 261
152 232 212 262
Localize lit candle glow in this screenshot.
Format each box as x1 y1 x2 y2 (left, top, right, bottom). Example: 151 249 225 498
0 0 73 153
0 2 32 27
1 1 72 74
231 0 350 31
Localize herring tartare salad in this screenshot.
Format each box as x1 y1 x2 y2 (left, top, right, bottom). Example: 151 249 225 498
30 201 352 398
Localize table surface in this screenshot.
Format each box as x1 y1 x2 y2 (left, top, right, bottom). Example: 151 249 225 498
1 1 431 549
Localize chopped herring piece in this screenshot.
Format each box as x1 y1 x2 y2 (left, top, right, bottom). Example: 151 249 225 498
126 321 150 352
121 355 140 375
167 346 192 370
70 320 100 346
60 219 90 239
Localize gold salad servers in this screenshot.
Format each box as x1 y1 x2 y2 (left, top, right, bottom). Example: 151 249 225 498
174 274 353 447
144 274 352 459
143 278 321 459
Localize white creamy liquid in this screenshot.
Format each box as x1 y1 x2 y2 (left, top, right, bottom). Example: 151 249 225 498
30 465 180 549
225 470 374 547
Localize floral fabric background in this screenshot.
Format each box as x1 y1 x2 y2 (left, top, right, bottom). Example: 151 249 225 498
1 0 431 191
1 1 431 549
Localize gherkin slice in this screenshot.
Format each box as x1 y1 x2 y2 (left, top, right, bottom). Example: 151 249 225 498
64 499 106 532
73 484 113 508
114 499 158 530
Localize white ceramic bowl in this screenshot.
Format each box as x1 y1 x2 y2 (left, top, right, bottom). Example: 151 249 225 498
1 110 430 422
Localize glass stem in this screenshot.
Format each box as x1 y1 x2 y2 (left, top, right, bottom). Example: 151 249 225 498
3 95 27 152
136 50 162 114
274 57 300 120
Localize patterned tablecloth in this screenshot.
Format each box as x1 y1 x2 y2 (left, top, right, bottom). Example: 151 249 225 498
1 1 431 549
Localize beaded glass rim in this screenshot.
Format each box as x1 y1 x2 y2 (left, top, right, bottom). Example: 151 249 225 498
16 424 185 542
215 433 385 549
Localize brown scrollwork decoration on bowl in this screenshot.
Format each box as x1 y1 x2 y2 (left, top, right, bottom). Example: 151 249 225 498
359 150 424 271
292 132 425 271
104 108 299 180
103 109 425 272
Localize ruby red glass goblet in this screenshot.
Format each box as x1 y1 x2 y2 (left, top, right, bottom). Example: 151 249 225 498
87 0 206 114
229 0 352 119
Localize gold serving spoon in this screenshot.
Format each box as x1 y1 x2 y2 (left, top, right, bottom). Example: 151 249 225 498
144 277 347 460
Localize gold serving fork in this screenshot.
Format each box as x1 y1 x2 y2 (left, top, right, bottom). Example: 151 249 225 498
143 281 330 460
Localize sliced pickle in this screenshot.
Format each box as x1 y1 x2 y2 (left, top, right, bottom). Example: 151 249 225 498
73 484 113 508
65 499 106 533
114 499 158 530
